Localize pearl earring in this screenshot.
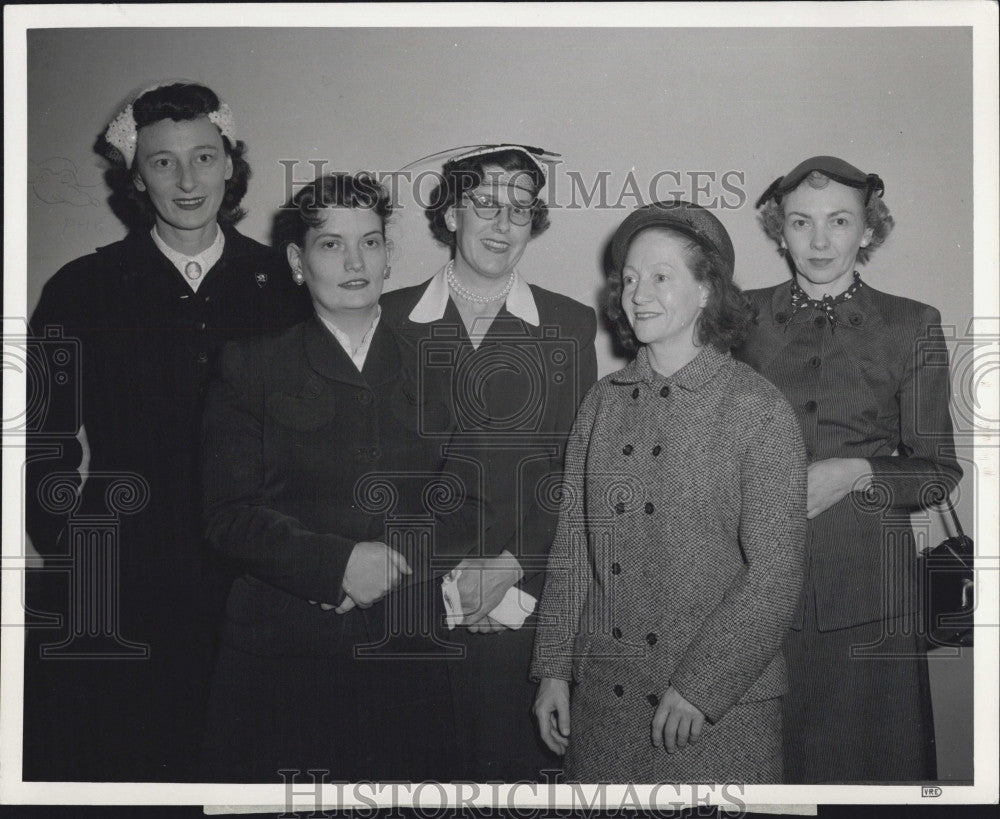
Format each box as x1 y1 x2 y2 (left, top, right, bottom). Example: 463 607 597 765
384 264 392 279
293 271 305 286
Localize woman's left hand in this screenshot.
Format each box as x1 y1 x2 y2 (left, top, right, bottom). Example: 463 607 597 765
465 614 507 634
807 458 872 519
651 687 705 753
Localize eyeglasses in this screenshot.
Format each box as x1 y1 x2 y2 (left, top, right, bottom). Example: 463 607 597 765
463 191 536 226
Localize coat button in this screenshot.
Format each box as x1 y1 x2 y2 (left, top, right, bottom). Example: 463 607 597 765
775 311 788 324
647 693 660 707
849 313 863 326
615 502 625 515
622 444 633 455
612 627 622 640
804 400 817 413
613 684 624 697
646 632 658 645
196 351 208 364
644 502 654 514
307 382 322 397
809 356 821 368
632 387 640 399
652 445 662 456
659 386 670 398
610 562 621 575
355 392 373 405
368 446 381 460
814 315 826 328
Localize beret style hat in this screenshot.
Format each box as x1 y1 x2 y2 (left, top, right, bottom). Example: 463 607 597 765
755 155 885 208
610 199 736 280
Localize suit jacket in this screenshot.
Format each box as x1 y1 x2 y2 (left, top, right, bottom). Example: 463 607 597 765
381 274 598 599
530 345 806 771
201 315 478 657
735 279 962 630
22 225 311 781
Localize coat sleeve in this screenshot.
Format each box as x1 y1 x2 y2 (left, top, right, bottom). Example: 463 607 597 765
512 305 599 600
669 396 807 723
201 341 357 604
529 382 600 682
866 305 963 508
25 267 86 555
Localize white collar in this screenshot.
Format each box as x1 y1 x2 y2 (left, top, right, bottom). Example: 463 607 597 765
407 264 540 326
151 225 225 292
318 305 382 372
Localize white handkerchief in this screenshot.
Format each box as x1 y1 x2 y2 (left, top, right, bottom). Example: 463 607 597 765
440 569 537 630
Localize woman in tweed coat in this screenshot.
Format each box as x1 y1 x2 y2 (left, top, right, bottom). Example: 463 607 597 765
737 156 963 782
531 201 806 783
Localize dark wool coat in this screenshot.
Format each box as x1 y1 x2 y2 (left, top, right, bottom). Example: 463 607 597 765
380 276 598 781
199 316 479 782
22 227 311 782
531 345 807 783
736 279 962 782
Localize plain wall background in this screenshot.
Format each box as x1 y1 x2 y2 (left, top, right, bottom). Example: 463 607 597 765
23 26 975 779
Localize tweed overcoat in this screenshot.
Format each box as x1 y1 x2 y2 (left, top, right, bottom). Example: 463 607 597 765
381 273 598 781
531 344 807 782
23 226 311 782
199 315 478 781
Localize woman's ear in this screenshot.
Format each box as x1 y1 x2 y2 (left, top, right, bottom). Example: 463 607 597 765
133 169 147 193
286 244 305 284
860 227 874 248
385 238 395 260
224 154 234 182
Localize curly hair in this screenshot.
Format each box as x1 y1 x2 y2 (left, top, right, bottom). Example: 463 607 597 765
758 171 894 265
272 172 393 254
100 83 250 231
605 227 755 355
425 148 550 248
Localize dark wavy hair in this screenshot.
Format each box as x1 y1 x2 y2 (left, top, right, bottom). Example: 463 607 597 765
272 172 393 255
758 171 894 265
99 83 250 231
425 149 550 249
605 226 755 355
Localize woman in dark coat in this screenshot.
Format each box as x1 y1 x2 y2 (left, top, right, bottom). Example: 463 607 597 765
23 81 310 782
380 144 598 781
531 200 806 783
737 156 963 782
200 172 478 782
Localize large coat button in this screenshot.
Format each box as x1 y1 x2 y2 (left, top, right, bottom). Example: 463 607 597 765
613 684 624 697
659 386 670 398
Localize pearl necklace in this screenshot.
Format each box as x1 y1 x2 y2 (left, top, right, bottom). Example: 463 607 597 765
446 260 514 305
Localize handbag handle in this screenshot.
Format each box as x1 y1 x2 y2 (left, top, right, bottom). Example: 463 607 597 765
937 493 965 539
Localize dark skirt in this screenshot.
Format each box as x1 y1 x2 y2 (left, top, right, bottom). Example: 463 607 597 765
201 582 459 783
782 585 937 783
447 614 562 782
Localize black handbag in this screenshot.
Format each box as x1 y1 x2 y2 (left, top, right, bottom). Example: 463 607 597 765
920 496 974 648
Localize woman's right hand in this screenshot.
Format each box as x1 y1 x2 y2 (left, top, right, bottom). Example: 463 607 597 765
335 541 412 613
533 677 571 756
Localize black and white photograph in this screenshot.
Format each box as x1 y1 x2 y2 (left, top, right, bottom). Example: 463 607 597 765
2 2 997 815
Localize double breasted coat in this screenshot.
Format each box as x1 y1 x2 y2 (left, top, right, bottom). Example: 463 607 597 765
381 270 598 781
531 344 807 783
23 226 310 782
199 315 479 782
736 278 962 782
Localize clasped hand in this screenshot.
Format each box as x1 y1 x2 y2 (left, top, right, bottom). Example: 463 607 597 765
454 549 523 633
333 541 411 614
807 457 872 519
